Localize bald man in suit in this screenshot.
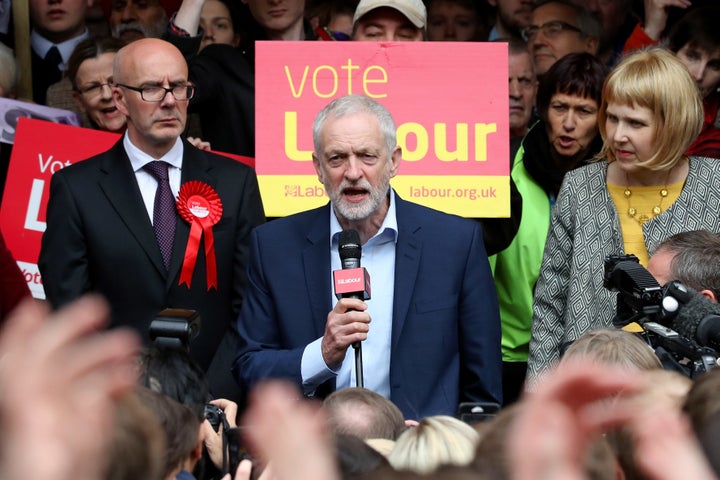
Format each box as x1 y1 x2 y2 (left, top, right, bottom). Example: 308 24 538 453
40 38 265 400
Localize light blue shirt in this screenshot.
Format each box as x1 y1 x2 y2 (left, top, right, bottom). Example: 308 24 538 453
30 28 89 71
488 25 500 41
301 191 398 398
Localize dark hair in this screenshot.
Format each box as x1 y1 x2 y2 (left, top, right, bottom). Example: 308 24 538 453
334 434 390 479
138 346 210 422
684 367 720 434
134 386 201 479
66 36 126 90
307 0 359 27
210 0 242 34
667 7 720 55
654 230 720 300
107 392 165 480
505 36 530 56
536 52 607 122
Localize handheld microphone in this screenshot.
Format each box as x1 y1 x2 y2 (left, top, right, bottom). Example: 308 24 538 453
333 229 371 327
333 229 371 388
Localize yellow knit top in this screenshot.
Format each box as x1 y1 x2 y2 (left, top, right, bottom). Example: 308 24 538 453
607 179 684 266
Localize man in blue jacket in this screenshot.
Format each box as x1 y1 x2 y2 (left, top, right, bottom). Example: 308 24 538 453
234 94 501 419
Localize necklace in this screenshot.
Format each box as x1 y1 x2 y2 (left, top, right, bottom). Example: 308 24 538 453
623 170 671 225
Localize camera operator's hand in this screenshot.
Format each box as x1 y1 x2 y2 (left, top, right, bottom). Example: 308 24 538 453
203 398 239 470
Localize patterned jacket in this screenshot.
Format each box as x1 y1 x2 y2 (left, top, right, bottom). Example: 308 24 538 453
527 156 720 385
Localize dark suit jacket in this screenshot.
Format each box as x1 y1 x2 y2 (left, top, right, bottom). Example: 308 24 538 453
31 49 63 105
233 195 502 419
39 139 265 400
165 35 255 157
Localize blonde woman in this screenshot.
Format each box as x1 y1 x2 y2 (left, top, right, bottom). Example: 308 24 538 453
528 48 720 387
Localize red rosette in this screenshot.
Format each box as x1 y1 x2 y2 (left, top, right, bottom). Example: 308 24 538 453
176 181 223 291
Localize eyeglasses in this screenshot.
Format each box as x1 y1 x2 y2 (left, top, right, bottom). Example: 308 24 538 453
522 20 582 42
116 84 195 102
78 82 113 98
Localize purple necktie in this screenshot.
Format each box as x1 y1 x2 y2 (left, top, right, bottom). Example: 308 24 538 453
144 161 177 269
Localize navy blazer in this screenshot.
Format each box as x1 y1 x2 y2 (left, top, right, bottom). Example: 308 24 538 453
234 194 502 419
40 139 265 400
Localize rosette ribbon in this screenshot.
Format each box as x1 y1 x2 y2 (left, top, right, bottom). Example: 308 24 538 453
176 181 223 291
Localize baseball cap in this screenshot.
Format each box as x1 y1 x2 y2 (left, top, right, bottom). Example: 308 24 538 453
353 0 427 29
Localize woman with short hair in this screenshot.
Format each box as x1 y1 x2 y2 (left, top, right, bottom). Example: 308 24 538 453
527 48 720 387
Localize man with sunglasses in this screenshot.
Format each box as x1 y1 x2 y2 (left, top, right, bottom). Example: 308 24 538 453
39 38 266 403
523 0 600 76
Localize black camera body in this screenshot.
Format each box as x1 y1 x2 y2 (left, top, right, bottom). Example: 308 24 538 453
603 254 718 377
603 254 665 326
457 402 500 425
204 405 253 477
204 403 227 433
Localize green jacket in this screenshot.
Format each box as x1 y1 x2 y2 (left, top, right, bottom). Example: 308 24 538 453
491 143 551 362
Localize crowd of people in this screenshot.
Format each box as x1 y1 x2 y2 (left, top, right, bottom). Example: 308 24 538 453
1 0 720 479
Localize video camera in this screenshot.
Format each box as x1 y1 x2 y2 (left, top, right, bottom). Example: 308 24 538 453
603 254 720 378
147 312 253 476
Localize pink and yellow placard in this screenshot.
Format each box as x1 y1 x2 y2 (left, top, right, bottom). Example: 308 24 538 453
255 41 509 217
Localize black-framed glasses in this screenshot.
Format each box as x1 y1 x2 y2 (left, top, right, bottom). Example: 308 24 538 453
116 83 195 102
522 20 582 42
78 82 113 98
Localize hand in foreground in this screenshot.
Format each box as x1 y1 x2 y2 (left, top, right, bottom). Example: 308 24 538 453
234 381 338 480
508 359 716 480
0 296 140 480
223 459 274 480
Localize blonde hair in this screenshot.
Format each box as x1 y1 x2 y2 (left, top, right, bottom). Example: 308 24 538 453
597 47 703 170
388 415 479 474
562 328 662 371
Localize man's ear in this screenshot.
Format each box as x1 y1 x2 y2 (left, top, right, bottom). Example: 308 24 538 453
700 289 717 303
389 146 401 178
113 87 129 117
585 36 599 55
